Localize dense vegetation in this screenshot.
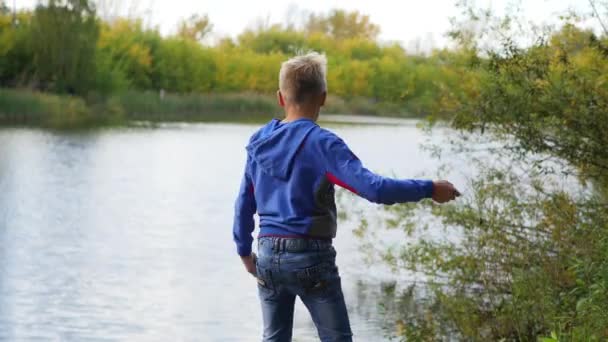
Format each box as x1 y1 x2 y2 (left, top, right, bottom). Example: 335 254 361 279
0 0 475 127
355 2 608 341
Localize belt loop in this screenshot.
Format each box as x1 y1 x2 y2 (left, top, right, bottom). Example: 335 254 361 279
282 238 286 252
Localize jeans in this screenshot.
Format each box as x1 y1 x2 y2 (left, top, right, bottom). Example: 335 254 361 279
255 237 352 342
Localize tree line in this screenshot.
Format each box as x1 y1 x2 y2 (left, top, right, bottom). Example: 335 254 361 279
0 0 476 118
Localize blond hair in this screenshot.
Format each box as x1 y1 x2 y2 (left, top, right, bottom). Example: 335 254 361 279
278 52 327 104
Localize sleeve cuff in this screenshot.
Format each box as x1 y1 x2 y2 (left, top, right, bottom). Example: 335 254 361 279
423 180 434 198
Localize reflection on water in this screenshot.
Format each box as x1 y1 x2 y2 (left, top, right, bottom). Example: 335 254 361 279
0 119 443 341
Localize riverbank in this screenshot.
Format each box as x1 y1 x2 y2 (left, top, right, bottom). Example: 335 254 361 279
0 88 420 129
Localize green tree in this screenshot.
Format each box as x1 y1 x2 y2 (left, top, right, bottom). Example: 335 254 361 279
0 10 33 87
360 4 608 341
29 0 99 94
237 24 306 54
153 37 216 92
305 9 380 40
96 18 154 90
176 13 212 43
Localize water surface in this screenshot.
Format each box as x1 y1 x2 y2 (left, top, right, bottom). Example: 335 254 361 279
0 116 443 341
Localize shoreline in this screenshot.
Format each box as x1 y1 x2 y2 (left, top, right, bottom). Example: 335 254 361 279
0 88 426 129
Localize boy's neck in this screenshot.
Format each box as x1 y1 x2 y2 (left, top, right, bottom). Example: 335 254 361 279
282 107 319 123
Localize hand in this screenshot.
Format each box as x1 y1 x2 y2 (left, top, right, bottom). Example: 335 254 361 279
432 180 460 203
241 252 257 277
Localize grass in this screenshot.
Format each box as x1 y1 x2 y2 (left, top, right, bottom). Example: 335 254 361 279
116 91 277 123
0 88 421 128
0 88 123 128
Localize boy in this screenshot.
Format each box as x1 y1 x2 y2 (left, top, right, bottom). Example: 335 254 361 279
233 52 459 342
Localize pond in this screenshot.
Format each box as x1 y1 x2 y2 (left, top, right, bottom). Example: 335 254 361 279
0 116 448 341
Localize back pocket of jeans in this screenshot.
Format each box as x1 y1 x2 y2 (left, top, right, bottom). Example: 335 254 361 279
296 262 339 295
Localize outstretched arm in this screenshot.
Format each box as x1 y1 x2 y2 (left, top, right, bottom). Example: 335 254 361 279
322 135 458 204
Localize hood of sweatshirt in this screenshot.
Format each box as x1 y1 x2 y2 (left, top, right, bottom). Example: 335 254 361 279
246 118 317 180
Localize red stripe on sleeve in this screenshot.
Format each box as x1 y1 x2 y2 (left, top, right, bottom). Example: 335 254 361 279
326 172 358 194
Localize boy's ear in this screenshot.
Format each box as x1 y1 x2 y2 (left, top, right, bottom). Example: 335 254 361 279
320 91 326 106
277 90 285 107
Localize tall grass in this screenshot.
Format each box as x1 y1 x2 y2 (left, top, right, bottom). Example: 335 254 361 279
0 89 279 127
0 88 124 128
0 88 420 128
115 91 278 123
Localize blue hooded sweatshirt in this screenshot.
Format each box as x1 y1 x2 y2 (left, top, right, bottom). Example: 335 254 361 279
232 118 434 256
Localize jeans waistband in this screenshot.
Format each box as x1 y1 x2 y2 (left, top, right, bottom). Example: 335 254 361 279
258 236 333 253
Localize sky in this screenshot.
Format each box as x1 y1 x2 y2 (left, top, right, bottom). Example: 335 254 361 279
14 0 601 51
